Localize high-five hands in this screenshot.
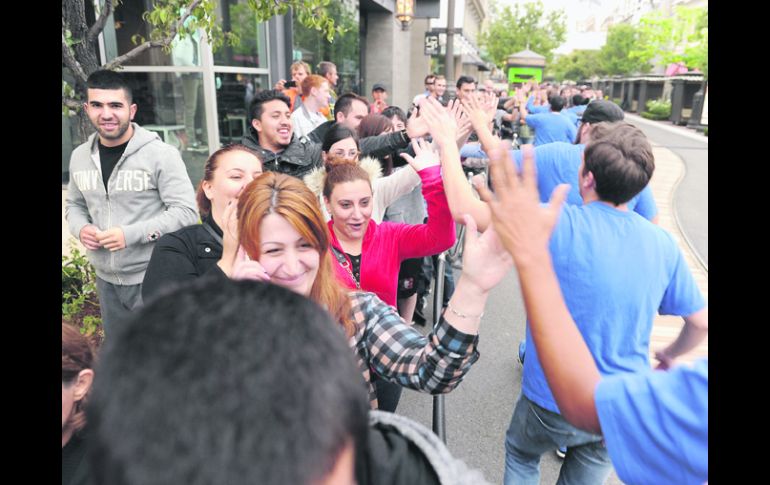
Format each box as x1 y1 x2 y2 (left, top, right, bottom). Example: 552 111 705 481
474 142 569 267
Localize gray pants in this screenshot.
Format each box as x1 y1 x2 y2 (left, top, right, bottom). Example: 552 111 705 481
96 277 143 336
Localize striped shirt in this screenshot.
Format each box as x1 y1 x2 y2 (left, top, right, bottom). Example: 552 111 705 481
346 291 480 408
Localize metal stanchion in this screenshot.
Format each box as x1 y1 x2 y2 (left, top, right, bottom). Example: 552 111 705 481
432 252 447 443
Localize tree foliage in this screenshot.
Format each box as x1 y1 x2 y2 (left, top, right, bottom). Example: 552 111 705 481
479 0 567 68
632 6 708 76
548 49 604 82
62 0 342 139
599 24 651 76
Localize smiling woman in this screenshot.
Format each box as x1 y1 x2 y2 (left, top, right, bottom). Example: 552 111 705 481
217 171 514 409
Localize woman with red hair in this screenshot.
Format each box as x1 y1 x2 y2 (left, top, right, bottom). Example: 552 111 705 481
216 172 513 409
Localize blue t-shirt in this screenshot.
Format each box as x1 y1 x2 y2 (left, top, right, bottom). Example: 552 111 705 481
511 143 658 221
595 359 708 485
525 112 577 146
526 96 551 114
522 202 706 413
561 109 580 129
566 104 587 117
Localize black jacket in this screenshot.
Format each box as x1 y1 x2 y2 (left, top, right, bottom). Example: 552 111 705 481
141 216 224 304
241 127 411 179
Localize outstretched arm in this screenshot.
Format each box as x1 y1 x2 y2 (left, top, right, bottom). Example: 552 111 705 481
476 142 603 433
418 96 492 230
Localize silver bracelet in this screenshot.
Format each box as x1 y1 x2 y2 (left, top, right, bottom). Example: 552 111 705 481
445 303 484 320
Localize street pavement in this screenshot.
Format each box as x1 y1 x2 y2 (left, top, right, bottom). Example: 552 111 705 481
396 120 708 484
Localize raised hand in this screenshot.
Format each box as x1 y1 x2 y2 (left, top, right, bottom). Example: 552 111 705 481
406 104 430 139
217 197 241 276
458 213 513 293
474 143 569 267
460 92 491 131
399 137 440 171
274 79 287 90
230 245 271 282
416 96 458 147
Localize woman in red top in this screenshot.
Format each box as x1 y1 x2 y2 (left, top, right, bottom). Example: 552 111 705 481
322 142 455 307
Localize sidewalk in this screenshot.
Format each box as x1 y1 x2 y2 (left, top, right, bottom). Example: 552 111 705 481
647 142 708 365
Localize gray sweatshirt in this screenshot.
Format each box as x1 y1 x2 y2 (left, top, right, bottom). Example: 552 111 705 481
65 124 198 285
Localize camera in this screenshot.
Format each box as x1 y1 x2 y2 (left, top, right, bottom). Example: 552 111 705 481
284 80 297 88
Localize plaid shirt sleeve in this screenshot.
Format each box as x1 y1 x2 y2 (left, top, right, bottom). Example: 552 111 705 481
352 292 480 395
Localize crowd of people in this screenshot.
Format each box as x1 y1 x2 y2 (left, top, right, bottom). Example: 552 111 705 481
63 66 708 485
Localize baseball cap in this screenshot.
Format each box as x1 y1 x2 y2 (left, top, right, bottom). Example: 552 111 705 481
372 83 387 92
581 100 624 124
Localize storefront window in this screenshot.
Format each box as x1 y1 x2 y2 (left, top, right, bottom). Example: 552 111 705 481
293 2 360 94
122 72 210 183
214 72 269 144
213 0 269 69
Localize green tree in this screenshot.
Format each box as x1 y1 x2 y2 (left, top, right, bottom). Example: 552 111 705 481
62 0 341 140
479 0 567 68
599 24 651 76
547 49 604 82
292 0 358 90
632 6 708 75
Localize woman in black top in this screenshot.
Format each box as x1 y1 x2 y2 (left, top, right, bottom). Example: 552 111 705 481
62 322 95 485
142 145 263 302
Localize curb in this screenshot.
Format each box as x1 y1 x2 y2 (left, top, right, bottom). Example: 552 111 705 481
625 113 708 145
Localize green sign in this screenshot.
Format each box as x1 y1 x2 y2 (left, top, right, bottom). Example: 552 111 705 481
508 66 543 84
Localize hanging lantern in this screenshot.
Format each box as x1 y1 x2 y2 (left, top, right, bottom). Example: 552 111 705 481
396 0 415 31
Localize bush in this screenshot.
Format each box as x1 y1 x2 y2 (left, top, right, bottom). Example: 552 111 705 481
641 99 671 120
704 127 708 136
62 243 103 345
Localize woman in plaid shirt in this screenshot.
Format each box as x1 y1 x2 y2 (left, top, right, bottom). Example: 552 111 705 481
217 172 513 408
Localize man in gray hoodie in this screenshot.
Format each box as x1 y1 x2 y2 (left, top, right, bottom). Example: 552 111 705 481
65 70 198 333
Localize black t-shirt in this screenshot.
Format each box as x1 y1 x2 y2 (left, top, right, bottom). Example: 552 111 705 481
346 252 362 286
98 140 129 191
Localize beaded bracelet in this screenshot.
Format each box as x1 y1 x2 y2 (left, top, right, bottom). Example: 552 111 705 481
445 303 484 320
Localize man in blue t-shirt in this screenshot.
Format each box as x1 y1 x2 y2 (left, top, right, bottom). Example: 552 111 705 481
498 123 708 485
460 100 659 223
521 95 577 146
475 142 708 485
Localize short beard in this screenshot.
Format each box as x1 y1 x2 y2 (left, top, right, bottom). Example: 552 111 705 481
98 120 131 142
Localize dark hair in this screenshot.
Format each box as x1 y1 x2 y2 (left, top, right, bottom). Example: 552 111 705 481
334 92 369 119
549 95 566 112
195 144 263 217
87 70 133 103
357 114 392 139
572 94 586 106
323 163 372 199
456 75 476 89
317 61 337 77
381 106 407 124
248 89 291 123
321 123 360 154
88 278 368 485
62 322 95 436
583 122 655 205
424 74 436 84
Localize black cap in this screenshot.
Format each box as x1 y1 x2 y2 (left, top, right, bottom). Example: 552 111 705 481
372 83 387 92
581 100 624 124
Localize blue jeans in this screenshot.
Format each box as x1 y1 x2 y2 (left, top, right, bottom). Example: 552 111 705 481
504 394 612 485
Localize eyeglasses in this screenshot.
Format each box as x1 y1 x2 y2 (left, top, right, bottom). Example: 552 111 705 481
425 82 434 85
331 150 360 159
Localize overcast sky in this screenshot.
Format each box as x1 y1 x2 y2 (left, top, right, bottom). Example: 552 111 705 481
495 0 624 53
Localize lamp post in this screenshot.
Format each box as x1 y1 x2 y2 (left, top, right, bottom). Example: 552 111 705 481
396 0 414 30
